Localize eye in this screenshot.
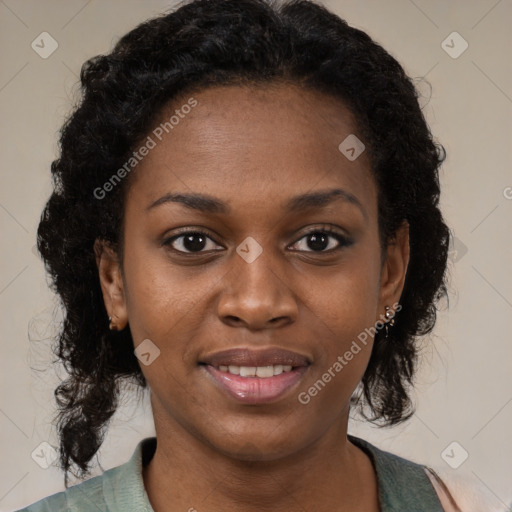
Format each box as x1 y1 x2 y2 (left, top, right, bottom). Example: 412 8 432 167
289 227 352 253
163 230 223 254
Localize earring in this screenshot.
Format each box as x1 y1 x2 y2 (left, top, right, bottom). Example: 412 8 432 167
108 316 117 331
384 305 396 338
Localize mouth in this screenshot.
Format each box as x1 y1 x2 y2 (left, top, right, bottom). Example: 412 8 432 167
199 347 311 404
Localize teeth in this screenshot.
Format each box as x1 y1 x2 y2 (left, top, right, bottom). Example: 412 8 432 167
240 366 256 377
228 365 240 375
273 364 283 375
256 365 273 377
217 364 295 377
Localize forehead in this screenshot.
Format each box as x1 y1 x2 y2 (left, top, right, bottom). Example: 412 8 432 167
125 83 376 218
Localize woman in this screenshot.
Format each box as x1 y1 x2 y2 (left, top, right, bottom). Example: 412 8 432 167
17 0 463 510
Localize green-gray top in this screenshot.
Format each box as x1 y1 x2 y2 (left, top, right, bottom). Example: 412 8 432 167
16 436 444 512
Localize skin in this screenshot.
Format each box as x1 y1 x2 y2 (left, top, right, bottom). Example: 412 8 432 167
96 83 410 512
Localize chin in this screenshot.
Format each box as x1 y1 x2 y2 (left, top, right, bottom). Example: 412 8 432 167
204 427 306 463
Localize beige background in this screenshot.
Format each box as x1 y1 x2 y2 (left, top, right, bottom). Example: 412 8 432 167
1 0 511 510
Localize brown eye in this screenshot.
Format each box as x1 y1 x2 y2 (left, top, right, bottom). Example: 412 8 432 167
163 231 223 254
290 229 353 253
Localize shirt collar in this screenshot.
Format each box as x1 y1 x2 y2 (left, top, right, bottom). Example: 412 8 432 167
101 437 157 511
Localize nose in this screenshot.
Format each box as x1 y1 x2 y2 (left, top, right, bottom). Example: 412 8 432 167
217 251 298 331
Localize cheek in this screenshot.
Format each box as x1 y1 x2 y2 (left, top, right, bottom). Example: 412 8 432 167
305 252 382 341
298 253 382 401
121 252 203 406
296 286 377 418
122 243 205 342
121 243 220 403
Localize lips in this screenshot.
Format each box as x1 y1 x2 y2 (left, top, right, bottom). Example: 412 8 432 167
199 347 311 404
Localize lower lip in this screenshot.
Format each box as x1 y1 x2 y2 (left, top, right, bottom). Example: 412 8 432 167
202 365 309 404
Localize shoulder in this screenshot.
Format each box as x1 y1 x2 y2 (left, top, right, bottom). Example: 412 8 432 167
349 435 510 512
426 468 511 512
13 472 106 512
14 437 155 512
13 490 68 512
350 435 455 511
349 435 445 511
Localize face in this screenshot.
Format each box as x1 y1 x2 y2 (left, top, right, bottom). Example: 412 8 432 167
97 83 409 461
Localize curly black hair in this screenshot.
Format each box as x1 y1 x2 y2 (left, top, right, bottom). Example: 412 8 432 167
36 0 449 482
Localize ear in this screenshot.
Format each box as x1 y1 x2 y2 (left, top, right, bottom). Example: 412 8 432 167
378 221 410 315
94 239 128 331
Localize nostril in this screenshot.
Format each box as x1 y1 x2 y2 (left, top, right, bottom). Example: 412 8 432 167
225 315 241 324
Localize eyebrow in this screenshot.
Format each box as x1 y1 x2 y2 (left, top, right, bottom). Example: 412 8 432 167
146 188 367 219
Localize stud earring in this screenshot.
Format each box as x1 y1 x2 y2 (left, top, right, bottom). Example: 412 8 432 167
108 316 117 331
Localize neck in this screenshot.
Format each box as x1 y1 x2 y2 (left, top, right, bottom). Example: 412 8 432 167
143 411 379 512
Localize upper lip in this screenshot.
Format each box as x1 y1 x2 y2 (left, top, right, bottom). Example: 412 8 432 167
200 347 311 368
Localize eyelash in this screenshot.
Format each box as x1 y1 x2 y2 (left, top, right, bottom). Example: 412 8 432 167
162 226 352 255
